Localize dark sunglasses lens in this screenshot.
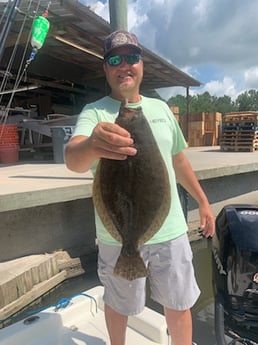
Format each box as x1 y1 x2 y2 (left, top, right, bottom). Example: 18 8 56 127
107 54 141 66
107 55 122 66
125 54 140 64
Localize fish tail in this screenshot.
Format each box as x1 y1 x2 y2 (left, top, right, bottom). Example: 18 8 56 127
113 252 148 281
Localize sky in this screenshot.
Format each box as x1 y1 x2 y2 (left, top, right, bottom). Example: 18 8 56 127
2 0 258 100
78 0 258 101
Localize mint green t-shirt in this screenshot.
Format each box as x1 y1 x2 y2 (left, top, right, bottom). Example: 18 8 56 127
73 95 188 245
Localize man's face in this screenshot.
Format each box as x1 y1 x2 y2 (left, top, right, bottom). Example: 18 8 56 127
103 47 143 100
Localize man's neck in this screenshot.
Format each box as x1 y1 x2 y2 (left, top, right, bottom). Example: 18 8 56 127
110 91 141 104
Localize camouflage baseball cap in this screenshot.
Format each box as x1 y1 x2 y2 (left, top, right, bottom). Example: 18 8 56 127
103 30 142 58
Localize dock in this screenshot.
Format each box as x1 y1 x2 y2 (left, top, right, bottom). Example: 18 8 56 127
1 146 258 212
1 146 258 322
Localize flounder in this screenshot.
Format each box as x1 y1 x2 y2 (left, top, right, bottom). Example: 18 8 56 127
93 101 171 280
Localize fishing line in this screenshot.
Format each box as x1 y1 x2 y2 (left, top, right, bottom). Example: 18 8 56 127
0 1 33 139
1 1 33 92
0 0 11 27
0 0 50 129
0 0 34 105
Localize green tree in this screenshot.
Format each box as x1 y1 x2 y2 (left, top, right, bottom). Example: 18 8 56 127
214 95 236 115
167 94 187 115
190 92 215 112
167 89 258 115
168 91 237 115
236 89 258 111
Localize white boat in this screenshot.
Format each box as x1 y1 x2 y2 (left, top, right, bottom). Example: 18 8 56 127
0 285 170 345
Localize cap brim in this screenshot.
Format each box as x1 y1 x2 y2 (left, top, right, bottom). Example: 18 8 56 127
104 44 142 59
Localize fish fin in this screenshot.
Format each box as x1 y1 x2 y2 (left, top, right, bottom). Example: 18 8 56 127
113 253 148 281
93 163 122 243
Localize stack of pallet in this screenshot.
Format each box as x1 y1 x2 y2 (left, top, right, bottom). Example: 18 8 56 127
169 106 180 122
220 111 258 152
187 112 221 147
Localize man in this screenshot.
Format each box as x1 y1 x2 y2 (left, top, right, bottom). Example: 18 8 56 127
65 30 215 345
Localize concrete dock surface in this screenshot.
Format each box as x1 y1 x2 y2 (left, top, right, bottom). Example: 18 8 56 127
0 162 93 212
1 146 258 212
1 145 258 224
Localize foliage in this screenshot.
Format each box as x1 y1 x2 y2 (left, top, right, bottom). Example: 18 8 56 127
167 90 258 116
235 89 258 111
167 94 187 114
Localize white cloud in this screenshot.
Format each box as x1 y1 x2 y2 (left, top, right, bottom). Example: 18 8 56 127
193 0 210 19
79 0 109 20
157 87 187 101
158 77 242 101
79 0 258 99
201 77 239 99
128 3 147 30
244 67 258 89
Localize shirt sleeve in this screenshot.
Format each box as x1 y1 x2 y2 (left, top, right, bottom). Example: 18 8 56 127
171 115 188 155
164 104 187 155
72 105 99 138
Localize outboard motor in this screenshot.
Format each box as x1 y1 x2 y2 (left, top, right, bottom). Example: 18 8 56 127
212 205 258 345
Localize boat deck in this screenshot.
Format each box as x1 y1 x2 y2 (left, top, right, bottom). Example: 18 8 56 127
1 286 170 345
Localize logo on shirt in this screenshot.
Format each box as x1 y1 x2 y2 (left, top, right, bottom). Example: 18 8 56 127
150 118 166 124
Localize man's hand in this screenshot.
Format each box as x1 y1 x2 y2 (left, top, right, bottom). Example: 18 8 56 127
88 122 137 160
198 204 215 238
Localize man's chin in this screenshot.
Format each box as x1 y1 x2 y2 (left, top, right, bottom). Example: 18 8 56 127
118 83 135 94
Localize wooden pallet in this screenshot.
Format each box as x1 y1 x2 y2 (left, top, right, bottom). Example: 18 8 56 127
224 112 258 124
220 129 258 151
220 145 258 152
220 138 258 144
223 124 257 131
221 115 258 151
221 130 258 136
223 112 258 131
220 131 258 143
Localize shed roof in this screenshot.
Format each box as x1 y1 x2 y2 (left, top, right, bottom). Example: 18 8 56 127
0 0 201 100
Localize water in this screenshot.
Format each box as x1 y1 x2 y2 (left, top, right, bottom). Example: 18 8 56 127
20 237 217 344
191 238 216 344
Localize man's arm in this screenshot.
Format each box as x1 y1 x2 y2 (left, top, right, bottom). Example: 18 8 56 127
65 122 137 173
172 151 215 238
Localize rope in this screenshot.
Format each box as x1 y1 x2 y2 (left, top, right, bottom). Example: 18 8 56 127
0 0 50 126
0 0 35 125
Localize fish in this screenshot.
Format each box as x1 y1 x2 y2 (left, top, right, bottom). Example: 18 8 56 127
93 101 171 281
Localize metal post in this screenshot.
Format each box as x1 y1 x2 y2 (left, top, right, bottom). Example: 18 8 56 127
186 86 190 141
108 0 128 31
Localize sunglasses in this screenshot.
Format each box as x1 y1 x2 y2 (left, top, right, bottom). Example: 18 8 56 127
105 53 141 66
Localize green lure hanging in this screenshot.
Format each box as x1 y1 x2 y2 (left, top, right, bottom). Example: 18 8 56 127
31 16 50 50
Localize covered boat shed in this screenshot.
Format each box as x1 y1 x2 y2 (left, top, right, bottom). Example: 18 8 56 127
0 0 200 113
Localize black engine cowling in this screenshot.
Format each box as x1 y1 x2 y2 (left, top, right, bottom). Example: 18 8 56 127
212 205 258 344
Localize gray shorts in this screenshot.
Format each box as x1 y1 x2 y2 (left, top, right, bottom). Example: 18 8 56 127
97 233 200 316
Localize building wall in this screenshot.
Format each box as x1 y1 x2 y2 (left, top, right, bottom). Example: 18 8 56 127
0 198 96 262
1 170 258 263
